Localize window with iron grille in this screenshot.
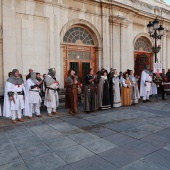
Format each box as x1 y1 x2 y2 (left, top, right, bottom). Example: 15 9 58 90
63 27 94 45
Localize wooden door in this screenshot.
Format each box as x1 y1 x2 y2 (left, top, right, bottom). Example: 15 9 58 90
134 51 152 76
64 45 97 84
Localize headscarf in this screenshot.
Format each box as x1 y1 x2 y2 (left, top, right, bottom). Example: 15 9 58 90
48 68 56 78
7 69 24 85
30 72 38 84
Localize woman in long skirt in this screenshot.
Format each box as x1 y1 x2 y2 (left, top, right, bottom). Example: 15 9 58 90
121 71 131 106
98 70 111 110
112 70 121 107
129 70 140 104
65 70 78 115
84 68 98 112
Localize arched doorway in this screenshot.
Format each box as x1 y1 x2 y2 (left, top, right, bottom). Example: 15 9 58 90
62 26 97 83
134 37 153 75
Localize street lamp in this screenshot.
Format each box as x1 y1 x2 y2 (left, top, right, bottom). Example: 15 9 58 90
147 18 164 63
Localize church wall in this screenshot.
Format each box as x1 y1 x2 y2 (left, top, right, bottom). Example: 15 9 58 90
1 0 170 94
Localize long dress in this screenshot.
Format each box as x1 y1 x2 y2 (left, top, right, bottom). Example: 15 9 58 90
84 74 98 112
65 76 78 112
129 75 140 104
112 76 121 107
99 76 111 110
109 75 113 108
121 78 131 106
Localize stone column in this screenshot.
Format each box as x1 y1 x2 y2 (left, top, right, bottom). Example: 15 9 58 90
60 44 66 88
96 47 103 70
109 15 131 72
166 34 170 70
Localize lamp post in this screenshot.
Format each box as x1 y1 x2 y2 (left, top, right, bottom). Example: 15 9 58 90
147 18 164 63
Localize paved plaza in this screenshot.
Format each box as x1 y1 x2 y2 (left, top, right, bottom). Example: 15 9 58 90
0 96 170 170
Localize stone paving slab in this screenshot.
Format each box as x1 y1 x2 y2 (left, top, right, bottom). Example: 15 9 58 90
70 155 118 170
45 136 77 151
0 160 29 170
25 152 66 170
145 149 170 169
17 142 52 159
81 138 117 154
56 145 94 164
121 158 170 170
98 147 141 168
0 149 22 166
0 96 169 169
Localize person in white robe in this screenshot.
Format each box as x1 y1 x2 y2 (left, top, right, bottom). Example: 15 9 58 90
129 70 140 104
3 69 25 124
112 70 121 107
44 68 59 117
25 72 42 119
140 65 152 103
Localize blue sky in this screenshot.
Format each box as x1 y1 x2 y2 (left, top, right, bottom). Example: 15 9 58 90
164 0 170 4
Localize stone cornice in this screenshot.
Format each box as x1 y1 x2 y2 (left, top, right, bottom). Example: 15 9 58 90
109 15 132 27
29 0 170 23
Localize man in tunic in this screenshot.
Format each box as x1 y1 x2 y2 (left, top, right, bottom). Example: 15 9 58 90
3 69 25 124
25 72 42 119
44 68 59 117
140 65 152 103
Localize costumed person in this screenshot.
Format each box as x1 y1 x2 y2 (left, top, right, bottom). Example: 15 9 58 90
44 68 59 117
112 70 121 107
84 68 98 112
65 70 78 115
26 68 33 80
161 69 168 100
98 70 111 110
166 69 170 82
108 69 114 108
3 69 25 124
140 65 152 103
25 72 42 119
150 70 157 96
121 71 131 106
129 70 140 104
118 71 123 94
41 74 47 106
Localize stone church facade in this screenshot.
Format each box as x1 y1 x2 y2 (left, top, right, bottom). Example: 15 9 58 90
0 0 170 94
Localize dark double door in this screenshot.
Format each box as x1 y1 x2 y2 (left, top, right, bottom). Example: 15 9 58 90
69 61 90 83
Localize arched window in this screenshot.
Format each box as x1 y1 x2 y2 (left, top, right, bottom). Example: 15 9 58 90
134 38 151 52
63 27 94 45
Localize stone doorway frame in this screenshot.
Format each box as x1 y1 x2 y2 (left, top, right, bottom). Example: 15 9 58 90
60 19 102 87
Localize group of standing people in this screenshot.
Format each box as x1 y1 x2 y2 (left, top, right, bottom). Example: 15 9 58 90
2 68 60 123
1 65 169 122
82 68 140 113
65 65 169 115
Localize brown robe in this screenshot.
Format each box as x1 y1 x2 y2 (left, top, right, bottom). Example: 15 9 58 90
65 76 78 111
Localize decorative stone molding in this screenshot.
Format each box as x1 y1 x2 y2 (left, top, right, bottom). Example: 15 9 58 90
109 15 131 27
60 19 102 47
133 33 154 48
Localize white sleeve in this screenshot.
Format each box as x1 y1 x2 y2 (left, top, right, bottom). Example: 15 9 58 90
122 78 128 87
141 71 146 85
